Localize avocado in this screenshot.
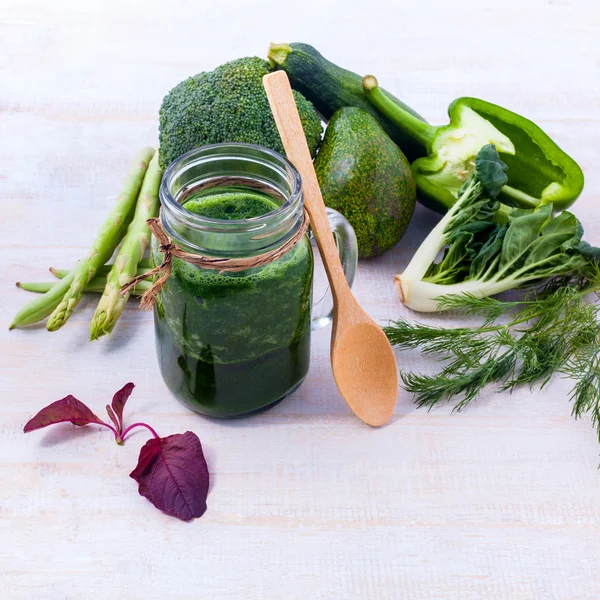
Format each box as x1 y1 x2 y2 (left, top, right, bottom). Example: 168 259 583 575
314 107 416 258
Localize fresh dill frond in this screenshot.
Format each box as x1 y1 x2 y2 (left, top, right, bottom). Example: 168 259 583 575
386 281 600 444
435 293 520 324
403 348 517 412
384 319 490 355
563 349 600 443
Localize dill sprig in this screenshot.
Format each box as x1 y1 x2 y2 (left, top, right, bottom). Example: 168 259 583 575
385 281 600 442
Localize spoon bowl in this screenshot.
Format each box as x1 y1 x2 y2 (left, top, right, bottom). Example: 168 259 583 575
332 318 398 426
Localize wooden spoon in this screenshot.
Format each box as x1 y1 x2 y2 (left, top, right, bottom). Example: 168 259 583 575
263 71 398 426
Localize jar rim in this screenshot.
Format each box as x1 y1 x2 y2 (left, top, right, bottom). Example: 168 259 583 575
160 143 302 233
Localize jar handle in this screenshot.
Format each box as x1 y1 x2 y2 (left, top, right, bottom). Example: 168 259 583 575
310 208 358 330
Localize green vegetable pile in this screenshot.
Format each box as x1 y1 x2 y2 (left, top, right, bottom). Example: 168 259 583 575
270 41 583 215
270 41 599 446
11 41 599 449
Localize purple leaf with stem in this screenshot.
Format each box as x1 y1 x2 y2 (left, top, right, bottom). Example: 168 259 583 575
106 382 134 441
23 385 209 522
129 431 209 522
105 404 120 434
23 395 117 437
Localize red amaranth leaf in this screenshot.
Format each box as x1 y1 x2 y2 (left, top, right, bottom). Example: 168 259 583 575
109 382 134 431
130 431 209 522
24 395 108 433
24 385 210 522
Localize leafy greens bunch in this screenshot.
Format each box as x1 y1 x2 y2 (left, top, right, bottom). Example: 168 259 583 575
387 145 600 443
396 145 596 312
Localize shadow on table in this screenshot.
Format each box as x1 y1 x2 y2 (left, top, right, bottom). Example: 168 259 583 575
38 423 99 447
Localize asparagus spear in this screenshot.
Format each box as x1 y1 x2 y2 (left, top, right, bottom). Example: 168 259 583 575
10 150 155 330
43 147 155 332
90 152 162 340
47 258 152 281
17 281 68 294
17 280 152 295
49 266 149 280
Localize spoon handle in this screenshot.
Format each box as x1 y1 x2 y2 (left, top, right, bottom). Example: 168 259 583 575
263 71 350 308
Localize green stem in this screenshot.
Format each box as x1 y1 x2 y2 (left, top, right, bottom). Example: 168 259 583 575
362 75 437 150
17 282 60 293
456 289 598 335
501 185 540 210
578 285 600 297
17 280 152 295
495 203 513 224
267 42 292 68
50 266 149 280
10 272 75 329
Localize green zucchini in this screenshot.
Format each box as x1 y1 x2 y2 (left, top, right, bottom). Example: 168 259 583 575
268 42 428 162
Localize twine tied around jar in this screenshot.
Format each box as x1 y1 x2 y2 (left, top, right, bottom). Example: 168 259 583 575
120 208 310 310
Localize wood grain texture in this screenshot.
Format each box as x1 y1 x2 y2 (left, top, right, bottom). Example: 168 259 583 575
1 0 600 598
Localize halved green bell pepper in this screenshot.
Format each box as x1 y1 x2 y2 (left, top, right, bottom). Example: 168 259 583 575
362 75 584 216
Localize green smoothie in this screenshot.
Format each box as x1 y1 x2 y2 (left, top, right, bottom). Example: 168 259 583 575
153 186 313 417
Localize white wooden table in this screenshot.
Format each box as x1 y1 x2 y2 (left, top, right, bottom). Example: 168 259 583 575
2 1 600 598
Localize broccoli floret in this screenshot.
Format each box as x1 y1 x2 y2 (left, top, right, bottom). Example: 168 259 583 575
158 57 322 169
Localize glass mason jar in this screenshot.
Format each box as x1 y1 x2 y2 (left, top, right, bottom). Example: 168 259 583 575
153 143 357 418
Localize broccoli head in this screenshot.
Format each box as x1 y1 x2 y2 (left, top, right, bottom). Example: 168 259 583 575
158 57 323 169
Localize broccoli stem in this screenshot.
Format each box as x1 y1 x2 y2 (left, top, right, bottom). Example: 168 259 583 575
362 75 437 150
43 148 155 332
90 151 162 340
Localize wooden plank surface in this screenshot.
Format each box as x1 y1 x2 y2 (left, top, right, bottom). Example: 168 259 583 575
1 0 600 598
